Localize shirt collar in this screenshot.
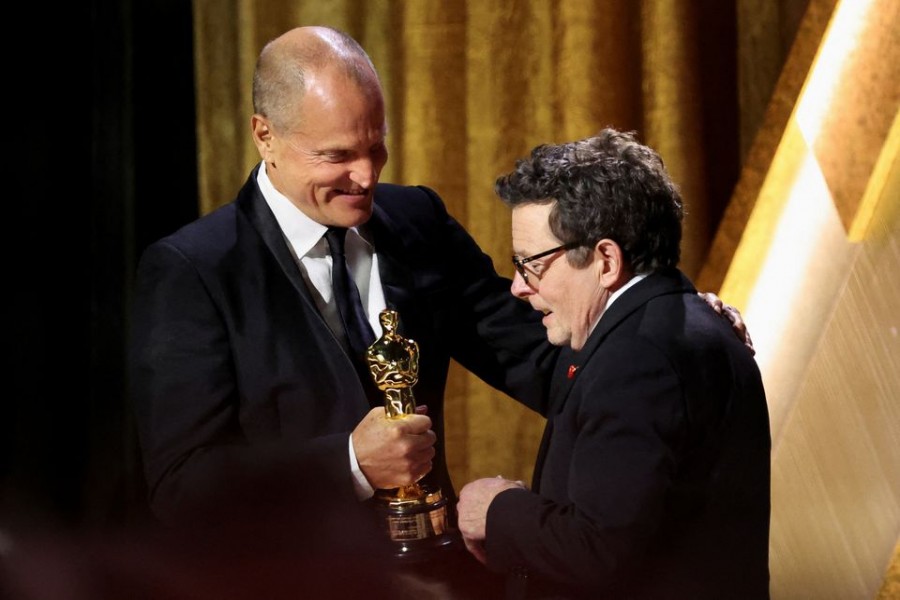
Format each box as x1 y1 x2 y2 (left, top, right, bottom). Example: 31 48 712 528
587 272 649 338
255 161 372 256
607 272 648 309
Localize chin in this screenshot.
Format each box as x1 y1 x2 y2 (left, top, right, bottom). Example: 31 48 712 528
335 205 374 228
545 329 570 348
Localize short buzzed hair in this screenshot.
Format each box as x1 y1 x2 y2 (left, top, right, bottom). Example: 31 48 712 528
252 26 380 131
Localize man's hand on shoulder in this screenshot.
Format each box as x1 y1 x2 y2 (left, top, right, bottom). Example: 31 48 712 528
698 292 755 355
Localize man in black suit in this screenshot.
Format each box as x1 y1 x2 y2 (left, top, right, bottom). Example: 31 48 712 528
129 24 556 597
457 129 771 599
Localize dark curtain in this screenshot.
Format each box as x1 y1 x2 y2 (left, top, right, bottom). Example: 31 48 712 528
3 0 198 535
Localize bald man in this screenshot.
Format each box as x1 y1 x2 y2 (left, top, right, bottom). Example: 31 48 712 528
129 25 546 597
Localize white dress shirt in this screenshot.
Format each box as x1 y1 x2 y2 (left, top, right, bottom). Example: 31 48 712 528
257 162 384 499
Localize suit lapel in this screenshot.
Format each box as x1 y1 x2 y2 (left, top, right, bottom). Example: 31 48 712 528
366 204 425 336
577 269 696 360
532 346 577 491
236 169 378 410
237 169 319 313
548 346 579 411
532 269 695 492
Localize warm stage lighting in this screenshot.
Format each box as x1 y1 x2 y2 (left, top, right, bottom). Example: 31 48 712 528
718 0 896 433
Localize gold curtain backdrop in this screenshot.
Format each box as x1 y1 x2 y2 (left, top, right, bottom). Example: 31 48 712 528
191 1 900 598
193 0 734 488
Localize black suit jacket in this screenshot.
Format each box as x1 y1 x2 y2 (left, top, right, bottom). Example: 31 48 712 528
129 169 555 527
485 269 771 599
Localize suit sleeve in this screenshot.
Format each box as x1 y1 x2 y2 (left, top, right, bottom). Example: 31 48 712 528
411 186 559 415
129 241 355 526
483 337 686 594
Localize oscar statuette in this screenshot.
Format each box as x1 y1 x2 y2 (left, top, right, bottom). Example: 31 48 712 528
366 309 456 559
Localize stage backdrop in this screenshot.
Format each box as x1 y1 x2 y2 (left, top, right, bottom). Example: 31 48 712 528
192 0 754 497
191 1 898 599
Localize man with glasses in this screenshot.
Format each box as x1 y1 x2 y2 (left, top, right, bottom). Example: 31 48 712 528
457 128 770 599
512 242 581 285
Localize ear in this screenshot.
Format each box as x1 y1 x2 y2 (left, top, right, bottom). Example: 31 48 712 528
251 114 274 159
594 239 629 289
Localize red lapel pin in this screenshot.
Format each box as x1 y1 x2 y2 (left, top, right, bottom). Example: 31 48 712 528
567 365 578 379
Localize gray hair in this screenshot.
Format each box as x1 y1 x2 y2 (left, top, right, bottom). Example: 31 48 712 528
495 128 684 274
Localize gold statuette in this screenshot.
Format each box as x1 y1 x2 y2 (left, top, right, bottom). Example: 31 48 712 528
366 309 455 559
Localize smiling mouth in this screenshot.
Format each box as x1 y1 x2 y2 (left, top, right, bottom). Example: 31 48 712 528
330 189 373 208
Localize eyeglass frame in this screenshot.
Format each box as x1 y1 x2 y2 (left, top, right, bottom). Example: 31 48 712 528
512 241 582 285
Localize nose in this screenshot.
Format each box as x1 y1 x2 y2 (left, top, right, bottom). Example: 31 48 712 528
510 270 534 298
349 156 377 189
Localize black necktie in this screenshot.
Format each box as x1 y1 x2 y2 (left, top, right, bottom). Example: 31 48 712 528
324 227 377 359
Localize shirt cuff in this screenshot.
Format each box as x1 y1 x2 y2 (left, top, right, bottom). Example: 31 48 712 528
349 434 375 500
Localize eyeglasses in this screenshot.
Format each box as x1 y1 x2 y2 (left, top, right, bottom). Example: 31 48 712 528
512 242 581 286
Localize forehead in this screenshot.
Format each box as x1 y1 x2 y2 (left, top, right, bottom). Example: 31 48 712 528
511 203 557 250
291 70 386 141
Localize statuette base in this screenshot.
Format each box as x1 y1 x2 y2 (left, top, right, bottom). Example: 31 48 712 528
373 483 456 560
